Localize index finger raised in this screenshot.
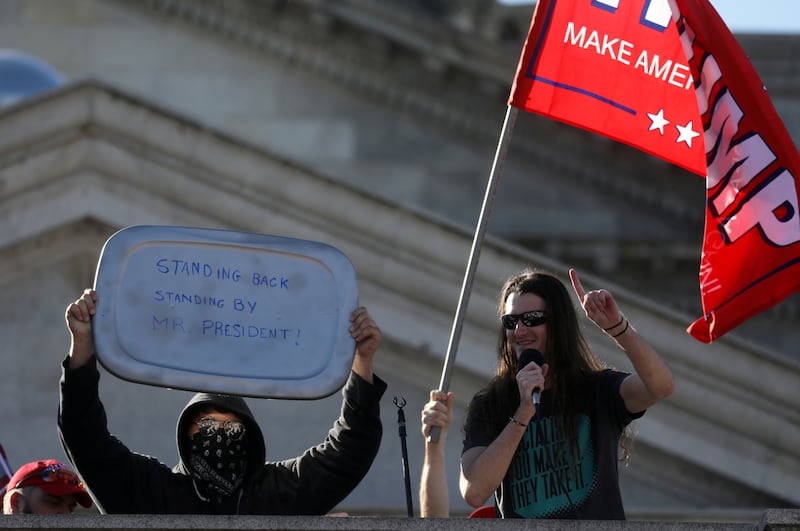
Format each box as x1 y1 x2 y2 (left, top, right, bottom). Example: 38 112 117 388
569 268 586 300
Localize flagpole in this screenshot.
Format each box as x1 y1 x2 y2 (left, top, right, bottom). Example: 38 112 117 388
0 446 11 477
429 105 519 443
0 444 12 496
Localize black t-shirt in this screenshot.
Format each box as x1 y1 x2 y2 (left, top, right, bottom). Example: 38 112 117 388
462 369 644 519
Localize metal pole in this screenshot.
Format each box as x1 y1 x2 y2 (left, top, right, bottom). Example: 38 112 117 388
429 106 519 443
394 396 414 517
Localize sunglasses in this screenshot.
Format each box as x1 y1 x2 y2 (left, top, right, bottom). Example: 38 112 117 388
501 310 548 330
195 417 246 441
15 465 83 490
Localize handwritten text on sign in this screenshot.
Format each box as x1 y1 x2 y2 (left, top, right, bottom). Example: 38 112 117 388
112 244 342 380
152 258 294 341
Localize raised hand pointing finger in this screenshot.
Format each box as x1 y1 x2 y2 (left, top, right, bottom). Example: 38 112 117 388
569 268 586 302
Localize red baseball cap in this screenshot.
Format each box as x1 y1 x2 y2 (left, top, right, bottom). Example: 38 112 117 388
6 460 92 508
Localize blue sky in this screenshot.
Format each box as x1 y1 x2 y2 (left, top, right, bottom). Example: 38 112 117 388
498 0 800 34
710 0 799 33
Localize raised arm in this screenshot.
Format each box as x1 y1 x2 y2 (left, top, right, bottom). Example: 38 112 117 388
65 288 98 369
420 390 453 518
280 316 387 515
348 306 380 384
569 268 674 413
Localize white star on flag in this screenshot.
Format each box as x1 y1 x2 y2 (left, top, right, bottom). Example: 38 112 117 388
647 109 670 135
676 120 701 147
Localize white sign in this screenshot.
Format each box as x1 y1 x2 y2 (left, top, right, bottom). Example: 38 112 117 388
92 226 358 399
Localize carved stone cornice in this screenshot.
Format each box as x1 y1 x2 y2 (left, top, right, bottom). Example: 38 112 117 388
112 0 707 229
115 0 800 235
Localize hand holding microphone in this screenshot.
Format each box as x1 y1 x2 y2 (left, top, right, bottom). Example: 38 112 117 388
518 349 546 407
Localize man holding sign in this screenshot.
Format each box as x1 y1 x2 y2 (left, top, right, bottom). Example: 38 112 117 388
58 288 386 515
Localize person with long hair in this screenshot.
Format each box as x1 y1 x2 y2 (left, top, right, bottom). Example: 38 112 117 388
460 268 674 519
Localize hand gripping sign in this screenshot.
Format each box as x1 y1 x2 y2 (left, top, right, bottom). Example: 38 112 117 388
92 225 358 399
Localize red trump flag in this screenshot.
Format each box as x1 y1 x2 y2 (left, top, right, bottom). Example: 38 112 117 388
509 0 800 342
671 0 800 342
509 0 706 175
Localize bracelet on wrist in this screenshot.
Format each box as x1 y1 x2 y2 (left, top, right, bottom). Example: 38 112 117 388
508 416 527 428
603 315 625 331
611 320 630 338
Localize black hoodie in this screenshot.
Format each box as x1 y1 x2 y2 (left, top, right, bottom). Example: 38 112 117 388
58 356 386 514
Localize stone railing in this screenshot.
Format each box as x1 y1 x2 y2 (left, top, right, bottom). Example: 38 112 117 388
1 510 799 531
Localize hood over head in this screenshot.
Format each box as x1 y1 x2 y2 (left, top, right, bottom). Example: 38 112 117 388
175 392 265 478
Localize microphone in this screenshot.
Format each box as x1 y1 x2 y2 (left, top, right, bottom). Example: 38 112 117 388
519 349 545 406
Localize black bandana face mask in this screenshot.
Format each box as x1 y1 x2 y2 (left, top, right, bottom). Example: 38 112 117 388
188 429 248 498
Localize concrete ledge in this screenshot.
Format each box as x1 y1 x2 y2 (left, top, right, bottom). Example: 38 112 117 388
1 511 798 531
759 509 800 530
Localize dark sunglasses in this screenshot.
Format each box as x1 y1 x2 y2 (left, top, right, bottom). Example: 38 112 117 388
501 310 548 330
195 417 246 441
15 465 83 490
